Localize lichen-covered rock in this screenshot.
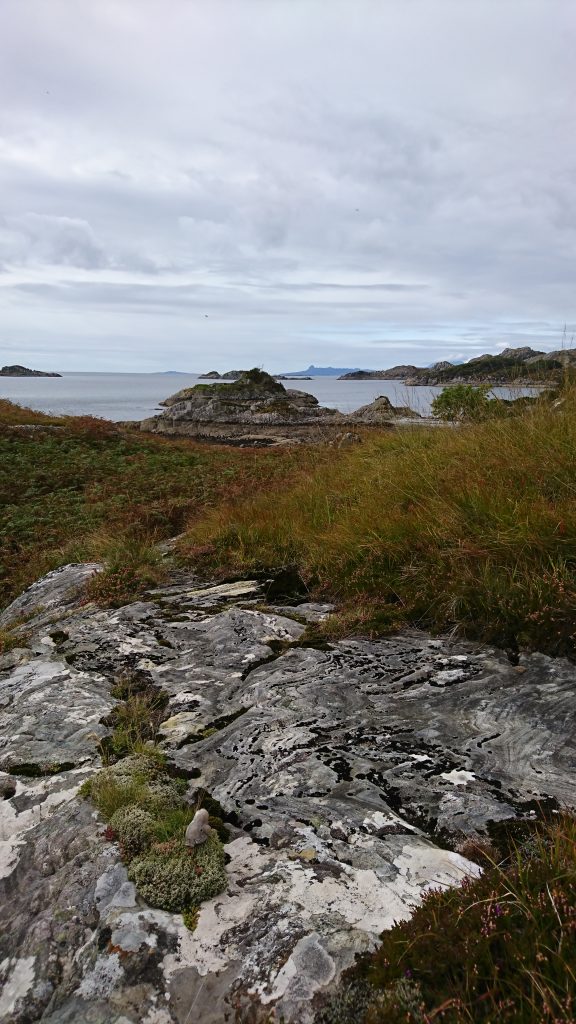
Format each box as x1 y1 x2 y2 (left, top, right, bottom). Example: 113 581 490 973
0 562 102 631
1 565 575 1022
128 833 226 912
348 395 421 422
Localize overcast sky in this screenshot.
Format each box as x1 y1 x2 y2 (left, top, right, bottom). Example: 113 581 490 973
0 0 574 372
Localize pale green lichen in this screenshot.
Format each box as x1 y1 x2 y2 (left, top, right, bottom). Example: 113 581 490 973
128 833 226 912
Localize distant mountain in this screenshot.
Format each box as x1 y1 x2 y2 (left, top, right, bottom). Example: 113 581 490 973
280 365 364 377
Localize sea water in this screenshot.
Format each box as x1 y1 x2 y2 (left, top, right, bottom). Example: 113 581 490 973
0 372 542 422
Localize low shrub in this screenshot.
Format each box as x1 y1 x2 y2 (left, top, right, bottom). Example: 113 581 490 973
431 383 492 422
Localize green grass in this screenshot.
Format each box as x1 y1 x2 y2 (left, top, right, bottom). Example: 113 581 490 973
318 814 576 1024
0 400 318 610
3 391 576 657
181 388 576 657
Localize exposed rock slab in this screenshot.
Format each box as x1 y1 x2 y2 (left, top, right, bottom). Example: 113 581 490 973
1 566 575 1022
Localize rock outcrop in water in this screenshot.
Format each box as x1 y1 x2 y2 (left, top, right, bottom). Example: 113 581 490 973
142 368 341 444
1 562 574 1022
141 369 421 445
0 364 62 377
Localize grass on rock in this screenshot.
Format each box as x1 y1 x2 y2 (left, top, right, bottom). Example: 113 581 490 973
83 752 228 914
81 671 229 916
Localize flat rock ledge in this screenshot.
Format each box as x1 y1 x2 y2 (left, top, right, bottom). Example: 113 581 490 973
1 564 574 1023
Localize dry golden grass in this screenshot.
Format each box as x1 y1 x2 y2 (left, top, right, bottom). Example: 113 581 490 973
181 390 576 656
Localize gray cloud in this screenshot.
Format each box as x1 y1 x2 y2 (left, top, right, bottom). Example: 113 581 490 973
0 0 574 370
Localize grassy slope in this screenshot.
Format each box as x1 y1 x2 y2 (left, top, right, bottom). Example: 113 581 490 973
2 398 576 1019
181 389 576 658
0 401 324 609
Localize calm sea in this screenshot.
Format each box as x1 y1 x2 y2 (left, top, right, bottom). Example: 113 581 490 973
0 373 541 421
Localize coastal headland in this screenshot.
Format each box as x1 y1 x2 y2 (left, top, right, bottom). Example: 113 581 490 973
338 345 576 385
0 363 62 377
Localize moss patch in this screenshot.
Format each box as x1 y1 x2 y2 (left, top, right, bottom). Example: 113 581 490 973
129 833 226 913
85 752 228 915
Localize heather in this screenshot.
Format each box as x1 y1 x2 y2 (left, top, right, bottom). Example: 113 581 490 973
319 814 576 1024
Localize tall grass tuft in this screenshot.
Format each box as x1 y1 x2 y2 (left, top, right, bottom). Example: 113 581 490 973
182 389 576 656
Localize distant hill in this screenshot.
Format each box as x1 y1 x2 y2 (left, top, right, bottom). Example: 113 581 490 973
280 365 364 377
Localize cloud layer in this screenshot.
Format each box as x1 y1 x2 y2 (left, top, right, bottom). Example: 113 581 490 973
1 0 574 371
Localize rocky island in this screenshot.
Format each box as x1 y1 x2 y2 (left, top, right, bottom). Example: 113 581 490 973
0 364 62 377
141 368 422 445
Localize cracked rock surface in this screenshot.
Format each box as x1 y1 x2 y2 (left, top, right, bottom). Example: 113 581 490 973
1 563 574 1023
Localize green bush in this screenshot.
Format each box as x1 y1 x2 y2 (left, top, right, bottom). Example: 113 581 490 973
431 384 492 421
